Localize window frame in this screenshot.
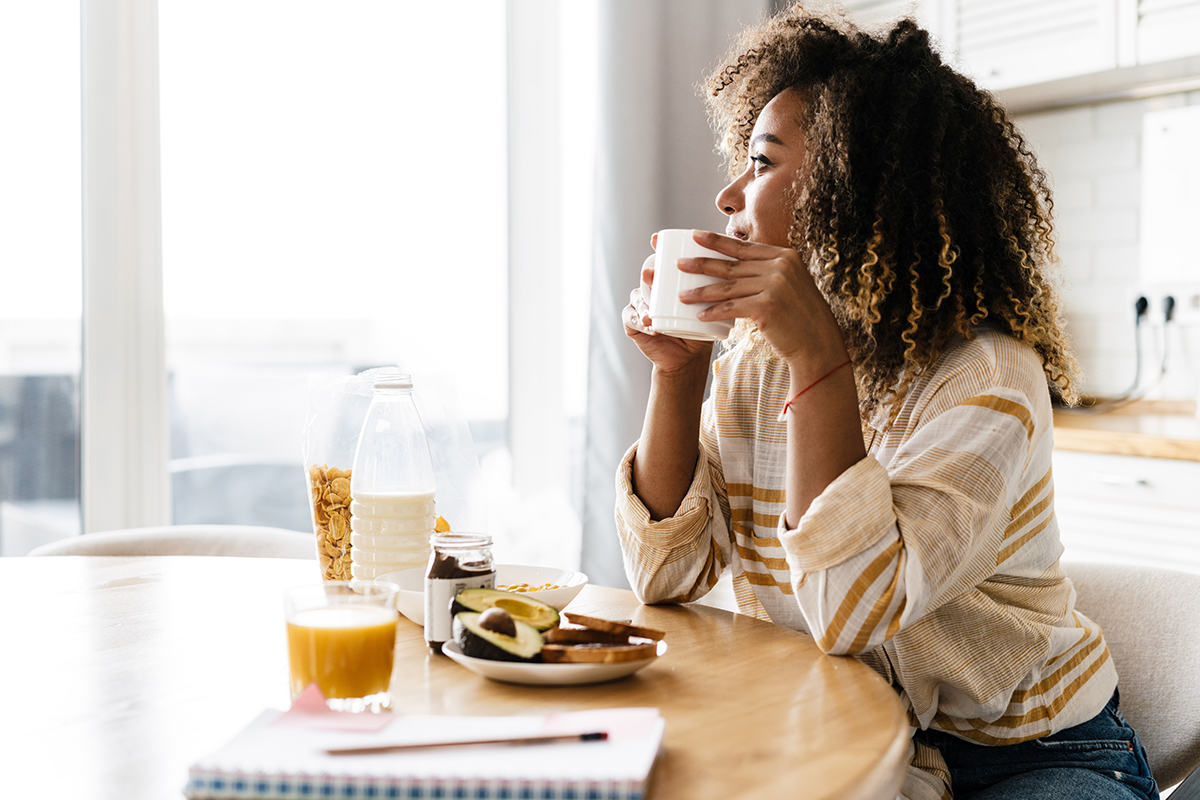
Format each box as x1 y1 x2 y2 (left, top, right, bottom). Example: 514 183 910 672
81 0 170 533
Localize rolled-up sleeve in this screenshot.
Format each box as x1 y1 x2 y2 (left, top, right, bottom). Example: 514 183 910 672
614 440 731 604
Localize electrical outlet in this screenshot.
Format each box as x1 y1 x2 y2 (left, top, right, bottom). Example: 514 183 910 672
1140 293 1168 327
1138 284 1200 326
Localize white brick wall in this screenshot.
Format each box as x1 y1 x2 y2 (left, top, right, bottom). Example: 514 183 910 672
1015 91 1200 399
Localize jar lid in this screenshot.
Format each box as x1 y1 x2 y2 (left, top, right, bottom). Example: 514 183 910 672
431 532 492 548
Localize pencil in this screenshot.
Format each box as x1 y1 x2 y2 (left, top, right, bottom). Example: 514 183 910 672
325 731 609 756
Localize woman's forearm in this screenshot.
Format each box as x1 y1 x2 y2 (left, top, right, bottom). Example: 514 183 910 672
782 357 866 527
631 358 710 521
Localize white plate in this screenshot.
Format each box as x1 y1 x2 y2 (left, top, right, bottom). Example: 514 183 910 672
441 640 667 686
377 564 588 627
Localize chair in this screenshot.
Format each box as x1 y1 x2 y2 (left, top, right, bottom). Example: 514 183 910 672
26 524 315 559
170 456 313 532
1066 561 1200 797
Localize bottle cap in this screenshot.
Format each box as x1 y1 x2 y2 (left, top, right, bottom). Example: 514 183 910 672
373 368 413 389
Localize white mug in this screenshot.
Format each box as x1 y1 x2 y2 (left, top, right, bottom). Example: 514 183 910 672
640 229 736 341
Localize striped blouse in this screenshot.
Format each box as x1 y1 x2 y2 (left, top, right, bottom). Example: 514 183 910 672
614 327 1117 799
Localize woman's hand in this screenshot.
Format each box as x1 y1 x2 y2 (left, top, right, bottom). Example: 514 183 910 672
623 252 715 375
678 231 848 378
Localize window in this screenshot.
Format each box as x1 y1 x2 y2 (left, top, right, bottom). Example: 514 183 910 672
158 1 509 538
4 1 593 565
0 3 82 556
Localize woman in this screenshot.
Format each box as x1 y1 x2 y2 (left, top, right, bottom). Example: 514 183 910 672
617 6 1158 800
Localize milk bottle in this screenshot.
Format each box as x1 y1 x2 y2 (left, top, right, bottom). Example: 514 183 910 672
348 371 437 580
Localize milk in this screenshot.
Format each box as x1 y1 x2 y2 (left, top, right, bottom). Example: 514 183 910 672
349 489 436 575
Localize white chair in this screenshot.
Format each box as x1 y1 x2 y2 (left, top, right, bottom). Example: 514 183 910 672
26 524 315 559
1066 561 1200 796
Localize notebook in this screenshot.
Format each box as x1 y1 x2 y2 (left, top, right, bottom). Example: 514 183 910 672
185 706 665 800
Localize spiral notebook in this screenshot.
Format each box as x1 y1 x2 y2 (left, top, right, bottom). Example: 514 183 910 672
185 706 665 800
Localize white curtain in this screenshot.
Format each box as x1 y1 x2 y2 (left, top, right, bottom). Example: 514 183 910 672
581 0 774 588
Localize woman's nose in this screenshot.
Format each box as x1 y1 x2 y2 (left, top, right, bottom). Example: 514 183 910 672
715 177 743 216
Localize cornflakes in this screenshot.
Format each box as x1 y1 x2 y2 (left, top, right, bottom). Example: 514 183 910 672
497 582 564 593
309 464 354 580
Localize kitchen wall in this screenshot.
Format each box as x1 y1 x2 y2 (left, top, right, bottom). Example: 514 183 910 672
1014 92 1200 401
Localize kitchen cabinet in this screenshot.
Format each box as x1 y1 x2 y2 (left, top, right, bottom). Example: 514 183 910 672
1053 449 1200 574
841 0 1200 96
948 0 1119 91
841 0 942 30
1136 0 1200 65
837 0 1119 90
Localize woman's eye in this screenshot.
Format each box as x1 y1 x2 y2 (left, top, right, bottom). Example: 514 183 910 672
750 154 771 171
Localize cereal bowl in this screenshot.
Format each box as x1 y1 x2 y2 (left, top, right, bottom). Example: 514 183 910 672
376 564 588 627
493 564 588 611
376 566 426 625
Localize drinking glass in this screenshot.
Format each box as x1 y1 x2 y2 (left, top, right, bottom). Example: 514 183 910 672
284 580 399 712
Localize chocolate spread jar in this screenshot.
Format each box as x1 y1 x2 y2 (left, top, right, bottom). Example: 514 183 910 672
424 532 494 654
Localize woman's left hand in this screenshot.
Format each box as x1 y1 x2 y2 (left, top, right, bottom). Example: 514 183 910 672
680 231 848 374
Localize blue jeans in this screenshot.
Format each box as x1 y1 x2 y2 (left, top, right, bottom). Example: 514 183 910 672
917 689 1159 799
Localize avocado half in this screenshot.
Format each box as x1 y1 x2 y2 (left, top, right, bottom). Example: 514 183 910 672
453 611 544 662
451 588 560 631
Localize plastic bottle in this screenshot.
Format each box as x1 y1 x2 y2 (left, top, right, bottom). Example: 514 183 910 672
348 371 437 581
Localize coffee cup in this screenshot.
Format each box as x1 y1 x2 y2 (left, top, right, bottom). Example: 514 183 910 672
640 229 735 341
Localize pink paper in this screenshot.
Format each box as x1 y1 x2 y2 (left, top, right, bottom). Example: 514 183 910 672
273 683 395 732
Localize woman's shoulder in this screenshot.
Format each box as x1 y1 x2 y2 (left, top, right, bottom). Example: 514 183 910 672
939 326 1045 386
911 327 1051 418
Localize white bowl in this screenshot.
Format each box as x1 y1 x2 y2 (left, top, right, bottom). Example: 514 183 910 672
493 564 589 612
378 566 427 625
376 564 588 627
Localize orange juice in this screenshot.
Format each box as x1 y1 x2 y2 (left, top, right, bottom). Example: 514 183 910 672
286 604 397 701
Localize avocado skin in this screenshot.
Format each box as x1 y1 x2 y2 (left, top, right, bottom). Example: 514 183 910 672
451 588 560 631
453 612 544 662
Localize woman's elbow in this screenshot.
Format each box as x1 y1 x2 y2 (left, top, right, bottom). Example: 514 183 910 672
810 625 885 656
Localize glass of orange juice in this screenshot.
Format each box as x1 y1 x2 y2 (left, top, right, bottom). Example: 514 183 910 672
284 580 399 712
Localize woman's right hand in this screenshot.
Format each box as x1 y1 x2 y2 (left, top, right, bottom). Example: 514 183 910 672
623 253 715 374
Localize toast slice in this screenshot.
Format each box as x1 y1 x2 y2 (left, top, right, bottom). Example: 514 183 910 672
543 626 632 645
540 641 659 663
562 612 666 642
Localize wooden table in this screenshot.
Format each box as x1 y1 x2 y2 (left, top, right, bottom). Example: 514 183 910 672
2 556 909 799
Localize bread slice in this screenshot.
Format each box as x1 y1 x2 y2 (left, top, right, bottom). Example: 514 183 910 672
540 641 659 663
562 612 666 641
543 626 632 645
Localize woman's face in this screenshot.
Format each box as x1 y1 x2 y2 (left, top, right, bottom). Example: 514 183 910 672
715 88 808 248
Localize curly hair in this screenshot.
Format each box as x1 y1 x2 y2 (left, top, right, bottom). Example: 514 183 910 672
704 4 1080 421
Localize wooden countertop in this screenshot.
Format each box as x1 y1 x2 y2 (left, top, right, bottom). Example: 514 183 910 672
1052 399 1200 461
